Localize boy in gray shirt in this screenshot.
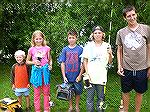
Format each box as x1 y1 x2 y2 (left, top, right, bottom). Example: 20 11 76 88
116 5 150 112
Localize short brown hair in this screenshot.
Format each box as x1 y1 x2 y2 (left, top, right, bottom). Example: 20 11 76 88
67 29 77 37
123 5 136 18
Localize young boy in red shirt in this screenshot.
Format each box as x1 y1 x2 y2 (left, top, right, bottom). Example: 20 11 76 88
11 50 30 111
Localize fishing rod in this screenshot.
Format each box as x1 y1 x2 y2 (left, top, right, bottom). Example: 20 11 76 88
99 2 114 112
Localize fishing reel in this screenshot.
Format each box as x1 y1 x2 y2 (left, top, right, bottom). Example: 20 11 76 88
82 73 92 89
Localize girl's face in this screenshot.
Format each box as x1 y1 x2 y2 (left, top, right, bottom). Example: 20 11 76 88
34 33 43 46
93 30 103 42
68 34 77 46
15 55 24 64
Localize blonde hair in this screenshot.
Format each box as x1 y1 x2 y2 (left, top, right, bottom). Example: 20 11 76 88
31 30 47 46
90 32 105 41
14 50 26 58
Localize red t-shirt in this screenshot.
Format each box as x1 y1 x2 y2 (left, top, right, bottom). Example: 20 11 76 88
11 63 30 88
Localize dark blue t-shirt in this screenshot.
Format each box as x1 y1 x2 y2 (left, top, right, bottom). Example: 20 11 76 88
58 45 83 82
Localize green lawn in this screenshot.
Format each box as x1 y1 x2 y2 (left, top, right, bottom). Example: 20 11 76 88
0 63 150 112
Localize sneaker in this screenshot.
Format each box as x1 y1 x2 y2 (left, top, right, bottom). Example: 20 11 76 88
49 101 55 107
119 106 124 112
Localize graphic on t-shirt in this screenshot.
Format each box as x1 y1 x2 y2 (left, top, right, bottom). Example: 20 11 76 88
90 47 107 63
124 32 143 50
66 51 78 72
35 50 46 61
90 54 103 62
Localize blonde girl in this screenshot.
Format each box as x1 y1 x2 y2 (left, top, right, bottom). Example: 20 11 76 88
26 30 52 112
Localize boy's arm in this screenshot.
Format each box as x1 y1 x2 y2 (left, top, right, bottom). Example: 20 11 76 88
117 45 124 76
76 63 84 82
146 26 150 79
83 58 91 80
26 64 31 88
147 44 150 79
61 62 68 82
108 47 113 64
83 58 88 74
26 64 31 83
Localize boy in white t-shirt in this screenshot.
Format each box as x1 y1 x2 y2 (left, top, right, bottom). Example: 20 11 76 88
82 25 113 112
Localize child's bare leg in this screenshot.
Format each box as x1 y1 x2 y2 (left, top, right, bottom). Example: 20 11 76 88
75 95 80 111
18 96 22 105
123 92 130 112
68 99 73 111
135 92 143 112
26 95 30 108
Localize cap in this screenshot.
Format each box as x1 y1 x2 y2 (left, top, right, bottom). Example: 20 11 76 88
92 26 104 33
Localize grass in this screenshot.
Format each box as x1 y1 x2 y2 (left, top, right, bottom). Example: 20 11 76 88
0 63 150 112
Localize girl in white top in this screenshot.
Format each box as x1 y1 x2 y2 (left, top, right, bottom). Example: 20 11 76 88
82 26 113 112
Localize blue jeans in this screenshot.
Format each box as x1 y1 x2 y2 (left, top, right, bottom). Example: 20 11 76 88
86 84 104 112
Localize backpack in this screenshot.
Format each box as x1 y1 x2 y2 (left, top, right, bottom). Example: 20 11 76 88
56 83 74 101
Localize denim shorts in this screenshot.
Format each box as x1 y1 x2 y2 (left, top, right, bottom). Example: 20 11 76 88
14 88 29 97
70 81 83 95
121 69 148 94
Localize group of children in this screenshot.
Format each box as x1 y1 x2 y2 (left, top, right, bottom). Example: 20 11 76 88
11 5 150 112
11 26 113 112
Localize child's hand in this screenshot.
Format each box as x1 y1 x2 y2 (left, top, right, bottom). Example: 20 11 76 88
76 76 81 82
107 46 113 56
12 84 15 90
63 76 68 83
33 60 41 66
117 67 125 76
48 64 52 70
27 84 30 88
147 67 150 79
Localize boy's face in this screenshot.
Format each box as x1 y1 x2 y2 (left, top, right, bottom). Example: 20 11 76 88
93 30 103 41
124 10 137 25
15 55 24 64
67 34 77 46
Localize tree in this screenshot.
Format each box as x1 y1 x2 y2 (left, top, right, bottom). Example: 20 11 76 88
0 1 150 62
